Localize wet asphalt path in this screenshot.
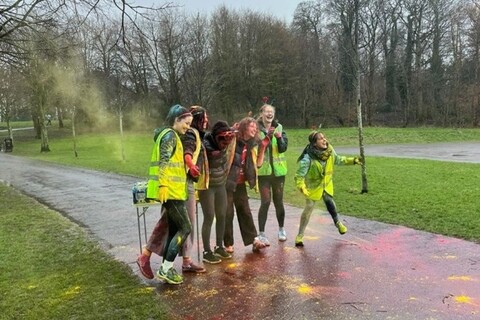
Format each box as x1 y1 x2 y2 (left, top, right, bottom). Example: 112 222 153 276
1 142 479 319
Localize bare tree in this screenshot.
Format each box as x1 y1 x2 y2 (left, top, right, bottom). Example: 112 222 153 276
182 13 213 107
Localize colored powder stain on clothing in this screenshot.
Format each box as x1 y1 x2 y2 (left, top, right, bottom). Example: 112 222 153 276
297 283 313 295
176 235 182 245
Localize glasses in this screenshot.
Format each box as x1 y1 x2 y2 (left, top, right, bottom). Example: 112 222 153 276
216 131 234 141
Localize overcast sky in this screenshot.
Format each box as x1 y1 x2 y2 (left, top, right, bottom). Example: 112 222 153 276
135 0 303 22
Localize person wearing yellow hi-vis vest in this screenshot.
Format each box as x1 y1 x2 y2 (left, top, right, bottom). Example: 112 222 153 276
136 105 193 285
294 131 362 247
256 103 289 245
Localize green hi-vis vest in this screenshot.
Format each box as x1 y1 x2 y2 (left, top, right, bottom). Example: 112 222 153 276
146 128 187 201
257 130 287 177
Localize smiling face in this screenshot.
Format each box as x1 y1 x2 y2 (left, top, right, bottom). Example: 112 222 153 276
260 105 275 125
173 115 193 135
313 133 328 149
244 121 258 140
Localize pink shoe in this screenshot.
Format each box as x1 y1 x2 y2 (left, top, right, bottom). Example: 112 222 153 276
182 262 206 273
136 254 154 279
225 245 234 253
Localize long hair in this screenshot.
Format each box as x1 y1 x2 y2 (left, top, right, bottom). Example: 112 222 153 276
189 105 208 131
237 117 260 142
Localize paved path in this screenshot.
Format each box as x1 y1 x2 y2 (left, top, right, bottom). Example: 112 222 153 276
1 143 479 319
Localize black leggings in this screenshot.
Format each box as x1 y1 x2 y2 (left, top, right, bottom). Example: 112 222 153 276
258 175 286 232
199 184 227 252
164 200 191 262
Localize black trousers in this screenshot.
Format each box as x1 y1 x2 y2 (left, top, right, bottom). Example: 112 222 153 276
224 183 258 247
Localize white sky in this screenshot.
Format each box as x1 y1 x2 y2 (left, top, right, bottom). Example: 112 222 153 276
135 0 303 22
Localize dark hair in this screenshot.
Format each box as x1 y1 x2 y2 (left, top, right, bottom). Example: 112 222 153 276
211 120 231 137
308 131 320 145
165 104 191 126
189 105 208 131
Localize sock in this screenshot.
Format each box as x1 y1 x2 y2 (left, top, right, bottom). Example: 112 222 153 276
142 248 152 257
183 256 191 265
161 260 174 273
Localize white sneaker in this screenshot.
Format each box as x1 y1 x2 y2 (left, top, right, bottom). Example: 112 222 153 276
252 237 266 252
258 232 270 246
278 228 287 241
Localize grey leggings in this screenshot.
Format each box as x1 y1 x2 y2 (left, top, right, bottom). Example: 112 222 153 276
297 192 339 236
198 184 227 252
164 200 192 262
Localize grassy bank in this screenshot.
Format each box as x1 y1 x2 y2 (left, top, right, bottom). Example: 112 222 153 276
0 184 173 320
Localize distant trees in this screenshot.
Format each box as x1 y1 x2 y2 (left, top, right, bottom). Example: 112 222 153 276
1 0 480 136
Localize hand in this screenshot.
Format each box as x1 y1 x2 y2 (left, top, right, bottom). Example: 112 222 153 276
158 186 169 203
184 154 200 177
267 126 275 137
300 186 310 197
354 157 363 165
189 165 200 177
260 135 270 148
274 124 283 138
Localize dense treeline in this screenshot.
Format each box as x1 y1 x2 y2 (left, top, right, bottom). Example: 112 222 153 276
1 0 479 133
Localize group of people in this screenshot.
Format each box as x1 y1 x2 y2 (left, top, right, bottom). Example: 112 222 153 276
136 103 361 285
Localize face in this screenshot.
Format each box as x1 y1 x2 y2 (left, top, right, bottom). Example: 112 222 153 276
314 133 328 149
244 121 258 140
173 115 193 135
216 132 233 150
261 106 275 124
202 113 209 130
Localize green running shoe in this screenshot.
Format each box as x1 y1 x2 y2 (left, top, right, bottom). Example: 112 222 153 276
336 221 347 235
156 267 183 285
295 234 304 247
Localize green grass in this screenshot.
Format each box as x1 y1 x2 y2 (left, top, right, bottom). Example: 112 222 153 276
0 120 34 130
0 184 173 320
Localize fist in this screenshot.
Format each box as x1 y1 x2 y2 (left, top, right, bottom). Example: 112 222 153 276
354 157 363 165
189 165 200 177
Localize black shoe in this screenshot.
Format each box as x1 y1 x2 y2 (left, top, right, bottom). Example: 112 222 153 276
203 250 222 264
214 246 232 259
